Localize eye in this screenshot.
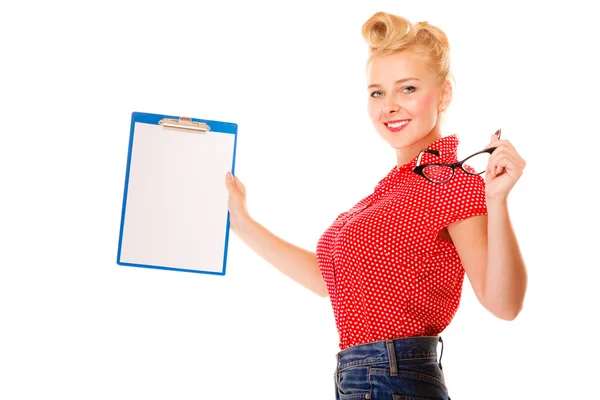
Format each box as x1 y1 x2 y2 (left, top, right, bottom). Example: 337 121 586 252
370 91 383 98
402 86 416 94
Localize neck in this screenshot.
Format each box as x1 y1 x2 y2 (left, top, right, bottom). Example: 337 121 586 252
395 128 443 167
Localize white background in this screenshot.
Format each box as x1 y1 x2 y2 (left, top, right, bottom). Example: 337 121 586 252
1 1 598 399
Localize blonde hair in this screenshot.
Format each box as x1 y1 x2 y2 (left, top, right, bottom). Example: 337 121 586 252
361 11 454 88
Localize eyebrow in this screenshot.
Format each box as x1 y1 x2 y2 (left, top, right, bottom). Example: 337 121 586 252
368 78 420 89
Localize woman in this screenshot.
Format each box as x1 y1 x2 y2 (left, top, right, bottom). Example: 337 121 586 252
225 11 527 400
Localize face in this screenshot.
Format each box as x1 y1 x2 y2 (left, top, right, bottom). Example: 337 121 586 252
367 50 448 155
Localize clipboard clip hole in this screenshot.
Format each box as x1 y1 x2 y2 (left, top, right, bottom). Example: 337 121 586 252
159 116 210 133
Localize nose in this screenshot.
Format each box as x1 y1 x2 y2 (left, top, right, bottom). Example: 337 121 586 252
383 97 400 115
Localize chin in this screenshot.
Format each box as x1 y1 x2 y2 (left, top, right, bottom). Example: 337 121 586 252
384 136 416 150
385 130 430 150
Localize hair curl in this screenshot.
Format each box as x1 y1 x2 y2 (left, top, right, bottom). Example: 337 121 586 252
361 11 454 86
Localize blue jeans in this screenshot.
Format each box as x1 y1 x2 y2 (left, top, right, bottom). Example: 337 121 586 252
334 336 450 400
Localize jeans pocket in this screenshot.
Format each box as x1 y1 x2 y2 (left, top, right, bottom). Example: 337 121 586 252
370 362 448 400
338 365 371 399
390 371 448 400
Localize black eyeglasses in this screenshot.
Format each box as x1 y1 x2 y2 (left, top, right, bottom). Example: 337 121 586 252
413 129 501 184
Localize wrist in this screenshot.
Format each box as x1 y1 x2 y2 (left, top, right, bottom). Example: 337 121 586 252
486 195 508 211
233 213 255 236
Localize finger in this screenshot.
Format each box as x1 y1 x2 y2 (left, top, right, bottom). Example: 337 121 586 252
489 148 511 167
495 139 516 153
495 163 504 177
486 161 500 181
226 172 244 195
487 164 499 180
225 171 234 188
487 161 505 180
486 149 510 178
489 153 522 179
485 142 522 164
485 159 495 179
485 139 511 150
234 175 246 195
489 147 525 170
489 129 500 143
488 140 523 163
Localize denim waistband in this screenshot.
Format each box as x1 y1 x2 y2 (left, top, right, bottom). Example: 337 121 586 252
335 336 443 371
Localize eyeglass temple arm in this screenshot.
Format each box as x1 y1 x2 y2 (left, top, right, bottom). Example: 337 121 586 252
416 149 442 167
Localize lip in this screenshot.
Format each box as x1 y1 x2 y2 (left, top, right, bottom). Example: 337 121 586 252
384 119 411 133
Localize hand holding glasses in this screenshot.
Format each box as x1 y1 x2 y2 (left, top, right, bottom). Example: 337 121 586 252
413 129 502 184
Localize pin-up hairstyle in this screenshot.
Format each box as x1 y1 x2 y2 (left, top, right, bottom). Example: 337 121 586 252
361 11 454 88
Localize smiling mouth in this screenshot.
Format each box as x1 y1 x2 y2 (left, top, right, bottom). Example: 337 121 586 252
385 119 411 131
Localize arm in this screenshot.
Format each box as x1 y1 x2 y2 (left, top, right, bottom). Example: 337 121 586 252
234 217 328 298
447 134 528 320
225 171 328 298
447 206 527 320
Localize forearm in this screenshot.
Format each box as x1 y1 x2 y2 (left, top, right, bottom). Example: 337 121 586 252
233 217 328 297
483 199 528 320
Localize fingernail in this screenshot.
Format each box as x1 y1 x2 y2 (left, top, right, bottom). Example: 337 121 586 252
495 128 501 138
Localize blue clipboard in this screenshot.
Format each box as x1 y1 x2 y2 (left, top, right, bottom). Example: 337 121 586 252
117 111 238 275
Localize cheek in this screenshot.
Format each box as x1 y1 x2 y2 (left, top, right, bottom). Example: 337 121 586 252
415 90 438 113
367 101 380 121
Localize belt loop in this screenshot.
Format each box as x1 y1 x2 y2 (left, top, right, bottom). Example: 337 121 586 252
438 336 444 370
386 339 398 376
335 353 341 388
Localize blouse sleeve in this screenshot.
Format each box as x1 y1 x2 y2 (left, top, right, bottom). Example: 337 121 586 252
427 169 488 237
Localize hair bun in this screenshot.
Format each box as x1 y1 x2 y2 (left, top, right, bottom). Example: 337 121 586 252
361 11 415 53
360 11 453 84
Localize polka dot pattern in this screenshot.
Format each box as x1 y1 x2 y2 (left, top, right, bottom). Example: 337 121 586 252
316 135 488 351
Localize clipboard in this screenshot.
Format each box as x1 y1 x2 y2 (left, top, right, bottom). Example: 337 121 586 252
117 111 238 275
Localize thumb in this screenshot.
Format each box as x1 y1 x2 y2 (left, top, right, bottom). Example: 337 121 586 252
225 171 237 192
486 128 501 148
491 128 501 141
233 175 246 195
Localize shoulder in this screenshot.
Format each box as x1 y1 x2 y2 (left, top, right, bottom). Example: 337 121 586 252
425 169 487 231
437 169 486 197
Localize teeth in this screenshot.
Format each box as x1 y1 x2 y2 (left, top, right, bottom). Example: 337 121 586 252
387 120 410 128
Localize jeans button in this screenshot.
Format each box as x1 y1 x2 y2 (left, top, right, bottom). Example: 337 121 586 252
365 395 370 399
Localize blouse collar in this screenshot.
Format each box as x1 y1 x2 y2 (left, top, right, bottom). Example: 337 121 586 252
393 134 460 173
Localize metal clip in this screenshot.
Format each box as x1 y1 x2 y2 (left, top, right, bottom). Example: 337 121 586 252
158 116 210 133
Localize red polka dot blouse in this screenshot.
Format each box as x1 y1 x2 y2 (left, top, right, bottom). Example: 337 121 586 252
316 135 488 351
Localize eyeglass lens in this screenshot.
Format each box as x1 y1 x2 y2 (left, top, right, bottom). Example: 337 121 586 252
461 152 490 175
422 165 454 182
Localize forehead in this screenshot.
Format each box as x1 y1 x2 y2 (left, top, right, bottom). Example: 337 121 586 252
367 50 436 84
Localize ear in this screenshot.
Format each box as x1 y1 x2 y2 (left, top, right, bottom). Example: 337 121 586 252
439 79 453 111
